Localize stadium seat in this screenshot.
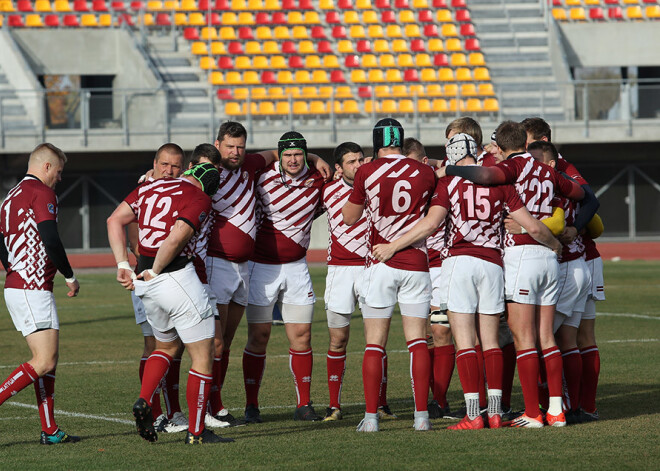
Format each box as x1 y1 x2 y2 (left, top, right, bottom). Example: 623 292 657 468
392 39 408 52
588 7 605 20
255 12 270 24
146 0 163 9
174 13 187 26
403 69 419 82
216 88 232 99
438 68 454 81
262 41 279 54
358 86 373 98
451 0 466 7
54 0 72 11
261 70 276 84
380 54 396 68
225 102 246 117
299 40 315 54
446 38 463 52
381 100 397 114
288 11 303 24
129 0 144 10
391 85 408 98
180 0 196 9
374 85 390 97
349 25 366 39
404 25 421 38
363 10 378 23
412 0 428 7
142 13 155 25
44 14 60 26
311 26 326 39
184 27 200 40
362 54 378 68
455 9 471 22
289 56 303 68
399 99 415 114
399 10 415 23
465 38 481 51
238 27 254 39
221 12 237 25
608 7 624 19
386 69 403 82
394 0 409 7
245 41 262 55
368 25 384 38
461 83 477 97
331 70 346 83
332 26 347 39
425 84 442 97
35 0 52 11
419 10 433 23
386 24 402 38
99 13 112 25
356 0 371 8
271 55 287 68
431 99 448 112
369 69 385 83
274 26 290 39
323 55 340 68
256 26 272 40
460 24 476 36
188 12 205 25
312 70 330 83
235 56 251 69
244 71 260 84
238 12 255 25
424 24 439 37
434 53 449 66
415 53 432 67
191 42 208 55
374 40 390 53
627 6 643 19
397 54 414 67
357 40 372 52
441 24 458 37
478 83 495 96
468 52 485 66
17 0 34 11
436 9 451 22
474 67 491 81
211 42 227 54
309 101 327 114
277 71 294 84
483 98 499 112
451 53 467 67
569 8 587 21
272 12 286 24
219 27 236 40
218 56 234 69
299 0 314 9
420 68 436 81
345 55 360 68
647 6 660 19
443 83 458 98
264 0 280 8
206 12 222 25
325 11 340 24
344 10 359 24
351 69 367 83
292 26 308 39
228 42 244 54
417 99 432 113
375 0 389 7
63 14 80 26
381 10 396 23
337 40 354 53
317 41 333 53
337 0 351 7
428 38 444 52
200 56 217 70
231 0 247 9
81 13 99 26
340 100 360 114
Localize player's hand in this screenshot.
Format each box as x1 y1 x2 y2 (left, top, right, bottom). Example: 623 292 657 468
435 166 447 179
559 226 578 244
504 216 523 234
313 158 332 181
484 143 497 154
138 169 155 184
137 269 158 282
372 243 396 262
117 268 135 291
66 279 80 297
551 239 562 259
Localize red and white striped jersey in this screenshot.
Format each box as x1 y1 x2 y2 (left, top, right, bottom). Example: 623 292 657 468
426 221 447 269
349 154 436 272
124 177 212 259
0 176 59 291
207 153 267 263
322 178 369 266
555 196 585 263
497 153 576 248
252 161 325 264
478 151 497 167
432 174 523 267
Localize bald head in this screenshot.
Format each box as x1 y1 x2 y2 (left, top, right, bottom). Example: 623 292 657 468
27 143 67 189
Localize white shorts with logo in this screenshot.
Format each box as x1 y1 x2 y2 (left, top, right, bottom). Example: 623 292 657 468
430 266 447 311
133 263 214 343
5 288 58 337
325 265 363 328
441 256 504 315
504 245 559 306
206 256 249 306
357 262 431 318
554 257 592 331
131 291 153 336
583 257 605 320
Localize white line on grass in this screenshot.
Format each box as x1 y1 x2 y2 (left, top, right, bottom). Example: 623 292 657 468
0 360 135 370
598 312 659 320
6 401 134 425
604 338 658 343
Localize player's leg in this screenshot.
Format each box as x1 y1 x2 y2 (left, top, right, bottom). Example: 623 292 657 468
479 313 503 428
578 258 602 419
556 322 581 423
243 315 272 422
430 318 454 416
162 342 185 424
402 311 432 431
537 304 565 424
325 324 350 420
498 314 517 418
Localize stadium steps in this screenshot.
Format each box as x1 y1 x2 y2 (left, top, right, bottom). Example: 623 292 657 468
0 66 37 133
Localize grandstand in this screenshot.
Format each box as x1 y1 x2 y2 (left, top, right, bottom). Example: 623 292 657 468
0 0 659 248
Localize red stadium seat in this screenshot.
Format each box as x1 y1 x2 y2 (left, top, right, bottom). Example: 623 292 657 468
358 86 373 98
404 69 419 82
45 14 60 26
8 15 25 26
156 13 171 26
129 1 145 10
337 0 352 8
331 70 346 83
451 0 466 7
261 71 276 84
465 38 480 51
455 9 471 22
325 11 340 23
381 11 396 23
111 1 127 10
75 0 91 11
432 0 447 6
255 12 270 24
215 0 230 8
218 56 234 69
424 24 438 37
289 56 304 68
395 0 409 8
332 26 347 38
311 26 326 39
356 40 371 52
604 0 620 4
272 12 286 24
345 55 359 67
206 13 222 25
410 39 425 52
375 0 389 7
589 7 604 20
299 0 313 9
238 27 254 40
93 0 109 11
418 10 433 23
281 41 296 53
317 40 332 53
17 0 33 11
434 53 448 66
608 7 623 20
184 27 199 39
228 41 244 54
460 24 475 36
281 0 295 8
216 89 232 100
63 14 80 26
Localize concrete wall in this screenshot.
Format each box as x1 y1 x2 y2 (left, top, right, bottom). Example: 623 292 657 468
558 23 660 68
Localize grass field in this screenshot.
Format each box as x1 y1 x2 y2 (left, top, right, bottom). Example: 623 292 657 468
1 261 659 470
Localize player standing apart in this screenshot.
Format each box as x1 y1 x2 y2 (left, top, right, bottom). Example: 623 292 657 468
343 119 436 432
0 143 80 444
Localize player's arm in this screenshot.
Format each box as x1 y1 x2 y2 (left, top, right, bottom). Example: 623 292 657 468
442 164 511 185
372 206 448 263
107 202 139 290
37 219 79 297
342 201 364 226
143 219 196 279
571 183 599 233
508 206 562 256
0 234 9 271
127 222 140 258
504 206 565 236
585 213 604 239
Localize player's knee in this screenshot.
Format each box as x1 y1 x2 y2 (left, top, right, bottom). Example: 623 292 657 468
247 326 270 349
214 336 225 355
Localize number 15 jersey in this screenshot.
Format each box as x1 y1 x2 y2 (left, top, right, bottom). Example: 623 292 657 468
349 154 436 272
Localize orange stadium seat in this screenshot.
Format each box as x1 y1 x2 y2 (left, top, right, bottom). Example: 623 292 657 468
647 6 660 19
627 6 643 19
368 70 385 83
415 53 432 67
444 83 457 96
569 8 587 21
306 12 321 24
351 69 367 83
399 10 415 23
312 70 330 83
200 56 217 70
211 41 227 54
436 9 452 22
299 40 315 54
425 84 442 97
263 41 279 54
417 99 432 113
238 12 255 25
231 0 246 9
386 69 403 82
432 99 449 112
256 26 272 40
446 38 463 52
292 26 308 39
188 12 205 25
451 53 467 67
441 24 458 37
461 83 477 97
253 56 269 68
344 10 359 24
404 24 421 38
334 86 352 98
391 85 408 98
81 13 99 26
235 56 251 69
349 25 366 38
271 56 287 68
413 0 428 7
386 24 402 38
245 41 262 54
419 68 436 81
356 0 371 8
438 68 454 81
474 67 491 81
362 54 378 68
146 0 162 9
219 27 236 40
428 38 444 52
392 39 408 52
368 25 384 38
274 26 290 40
35 0 52 11
191 42 208 55
374 39 390 53
264 0 280 8
468 52 485 67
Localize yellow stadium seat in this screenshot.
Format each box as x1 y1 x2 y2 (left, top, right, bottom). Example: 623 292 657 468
483 98 499 112
338 40 354 53
309 101 327 114
340 100 360 114
81 14 99 26
312 70 330 83
245 41 262 55
585 0 600 4
386 24 402 38
565 0 581 5
409 84 424 97
271 56 287 68
421 68 437 82
432 99 448 113
392 40 408 53
391 85 408 98
244 71 260 84
54 0 71 12
191 42 208 55
211 42 226 55
299 41 315 54
569 8 587 21
415 54 432 67
349 25 366 38
418 99 432 113
292 26 308 40
238 12 255 25
372 85 387 97
263 41 279 54
382 100 397 114
478 83 495 96
305 55 321 68
362 54 378 68
368 25 384 38
253 56 269 68
441 24 458 37
627 6 643 20
351 70 367 83
647 6 660 19
474 67 491 81
288 11 304 24
386 69 403 82
335 86 352 98
449 99 462 112
200 56 217 70
399 99 414 114
26 14 45 26
231 0 247 9
468 52 485 67
404 24 421 38
436 9 452 22
368 70 385 83
233 88 249 100
258 101 275 115
451 53 467 67
277 71 294 84
219 27 236 40
356 0 371 8
235 56 251 69
379 54 396 68
203 28 219 40
274 26 290 40
623 0 640 4
344 11 359 24
425 84 442 97
99 14 112 26
446 38 462 52
147 1 163 10
374 40 390 53
225 72 242 85
428 38 444 52
323 55 340 68
438 68 454 81
225 102 245 116
269 87 285 99
209 71 224 85
181 0 197 9
363 11 378 24
189 12 205 26
34 0 51 10
461 84 477 97
249 0 264 9
256 27 273 40
286 86 301 98
397 54 414 68
293 101 309 115
174 13 187 26
142 14 155 26
301 86 318 98
412 0 428 8
275 101 290 115
319 0 334 8
304 12 321 24
399 10 415 23
444 83 458 96
164 0 180 8
552 8 567 21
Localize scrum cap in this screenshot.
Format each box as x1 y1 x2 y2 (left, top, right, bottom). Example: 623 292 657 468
184 162 220 196
445 133 477 165
373 118 404 157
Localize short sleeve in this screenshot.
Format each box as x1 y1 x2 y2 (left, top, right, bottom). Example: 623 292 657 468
553 168 578 198
430 177 451 209
558 159 588 186
494 159 520 183
348 165 367 206
32 187 58 224
123 186 142 216
177 189 212 232
245 153 268 173
501 184 524 213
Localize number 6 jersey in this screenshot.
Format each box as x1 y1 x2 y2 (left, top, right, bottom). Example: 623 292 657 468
349 154 436 272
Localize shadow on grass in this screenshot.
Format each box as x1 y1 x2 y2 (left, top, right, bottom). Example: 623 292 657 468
0 430 136 448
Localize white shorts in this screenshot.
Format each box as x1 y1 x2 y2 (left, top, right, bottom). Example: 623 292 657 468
442 256 504 315
582 298 596 320
357 263 431 318
203 284 220 318
132 291 147 324
430 266 447 311
504 245 559 306
4 288 58 337
245 302 314 324
133 263 214 338
586 257 605 301
553 309 583 332
556 257 592 317
247 259 315 307
207 256 249 306
152 315 215 344
325 264 362 312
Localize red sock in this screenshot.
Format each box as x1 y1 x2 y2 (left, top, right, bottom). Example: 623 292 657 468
433 345 455 409
580 345 600 413
209 356 224 416
34 369 58 434
163 358 182 418
219 350 230 389
0 363 38 406
516 348 541 418
139 351 172 408
475 344 487 409
483 348 503 390
378 351 388 407
428 347 435 397
543 347 563 400
537 353 549 411
456 349 479 394
187 369 212 435
326 350 346 410
561 348 582 412
243 349 266 408
501 343 516 408
363 345 384 414
140 355 163 417
289 348 313 408
407 339 430 413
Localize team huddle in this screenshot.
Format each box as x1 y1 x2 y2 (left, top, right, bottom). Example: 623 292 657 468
0 116 604 444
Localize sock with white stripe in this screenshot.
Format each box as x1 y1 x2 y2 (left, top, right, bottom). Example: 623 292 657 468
34 368 58 434
407 338 430 413
327 350 346 410
0 363 38 406
187 369 212 435
542 346 563 416
289 348 313 408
